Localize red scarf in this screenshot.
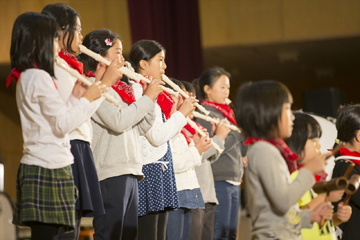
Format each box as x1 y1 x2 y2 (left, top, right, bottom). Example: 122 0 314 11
184 123 197 135
339 147 360 168
157 91 175 120
244 138 299 174
59 49 83 74
85 71 135 104
7 66 58 90
180 129 192 145
6 68 22 87
202 100 236 125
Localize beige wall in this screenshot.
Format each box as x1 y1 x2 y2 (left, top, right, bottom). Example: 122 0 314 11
199 0 360 48
0 0 132 64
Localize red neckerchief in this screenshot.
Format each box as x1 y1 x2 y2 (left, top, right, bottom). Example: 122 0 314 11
244 137 299 174
6 68 22 87
202 100 236 125
59 49 83 74
184 123 197 135
339 147 360 168
297 164 327 183
7 66 58 90
85 71 135 104
157 91 175 120
180 129 192 145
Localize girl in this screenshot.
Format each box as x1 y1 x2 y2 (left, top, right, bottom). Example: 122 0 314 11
193 67 244 239
81 31 164 240
182 80 231 240
285 112 351 240
332 104 360 240
165 79 212 240
236 80 333 240
41 4 125 239
128 40 197 240
10 12 106 240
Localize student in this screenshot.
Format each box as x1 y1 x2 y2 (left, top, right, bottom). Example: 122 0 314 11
41 4 125 239
129 40 197 240
80 31 164 240
10 12 106 240
332 104 360 240
193 67 244 240
285 112 351 240
236 80 333 240
165 79 212 240
182 81 230 240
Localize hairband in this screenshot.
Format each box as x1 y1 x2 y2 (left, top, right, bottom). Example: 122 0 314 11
89 43 100 54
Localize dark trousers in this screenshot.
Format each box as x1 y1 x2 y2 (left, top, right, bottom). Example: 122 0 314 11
138 211 169 240
166 208 192 240
189 203 216 240
93 175 138 240
213 182 240 240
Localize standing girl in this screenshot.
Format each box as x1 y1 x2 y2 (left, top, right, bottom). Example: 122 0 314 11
41 4 125 239
129 40 197 240
332 104 360 240
10 12 106 240
285 112 351 240
236 80 333 240
81 31 164 240
193 67 244 240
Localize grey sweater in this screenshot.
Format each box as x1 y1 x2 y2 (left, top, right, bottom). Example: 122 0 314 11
91 88 156 181
247 141 314 240
194 105 245 182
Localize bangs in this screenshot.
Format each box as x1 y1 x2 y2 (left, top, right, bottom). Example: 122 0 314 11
308 118 322 139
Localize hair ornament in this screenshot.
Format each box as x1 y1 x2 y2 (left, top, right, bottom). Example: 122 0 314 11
335 139 341 144
105 38 113 46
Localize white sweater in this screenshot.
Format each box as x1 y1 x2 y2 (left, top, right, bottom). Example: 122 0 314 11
54 64 104 143
171 132 202 191
141 104 187 165
16 69 93 169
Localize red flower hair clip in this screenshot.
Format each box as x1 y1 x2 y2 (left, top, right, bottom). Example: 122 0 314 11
105 38 113 46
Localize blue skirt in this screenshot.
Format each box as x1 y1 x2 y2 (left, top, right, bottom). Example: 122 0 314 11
138 141 179 216
70 140 105 217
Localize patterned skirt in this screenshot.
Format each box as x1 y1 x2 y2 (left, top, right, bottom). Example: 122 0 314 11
138 141 180 216
13 164 77 230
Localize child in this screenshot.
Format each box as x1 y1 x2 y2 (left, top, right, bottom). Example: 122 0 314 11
165 79 212 240
236 80 333 240
332 104 360 240
81 32 164 240
193 67 245 239
129 40 197 240
285 112 351 240
41 4 125 239
10 12 106 240
182 80 231 240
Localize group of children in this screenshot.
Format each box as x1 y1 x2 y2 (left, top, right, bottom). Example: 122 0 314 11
7 3 360 240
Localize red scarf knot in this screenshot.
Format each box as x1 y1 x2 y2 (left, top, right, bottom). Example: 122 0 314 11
201 100 236 126
59 49 83 74
244 137 299 174
112 80 136 104
6 68 22 87
157 91 175 120
84 71 96 78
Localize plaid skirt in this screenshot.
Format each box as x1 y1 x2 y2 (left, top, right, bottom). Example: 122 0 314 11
13 164 77 230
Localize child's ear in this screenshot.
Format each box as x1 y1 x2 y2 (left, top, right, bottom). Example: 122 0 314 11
355 130 360 142
203 85 211 96
139 60 148 71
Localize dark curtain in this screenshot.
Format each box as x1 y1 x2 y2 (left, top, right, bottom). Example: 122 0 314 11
127 0 203 82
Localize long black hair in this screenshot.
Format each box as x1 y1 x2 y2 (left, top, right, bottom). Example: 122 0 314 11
10 12 61 77
193 67 231 102
285 112 322 162
334 104 360 156
129 40 165 73
41 3 80 53
80 29 121 72
235 80 292 139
